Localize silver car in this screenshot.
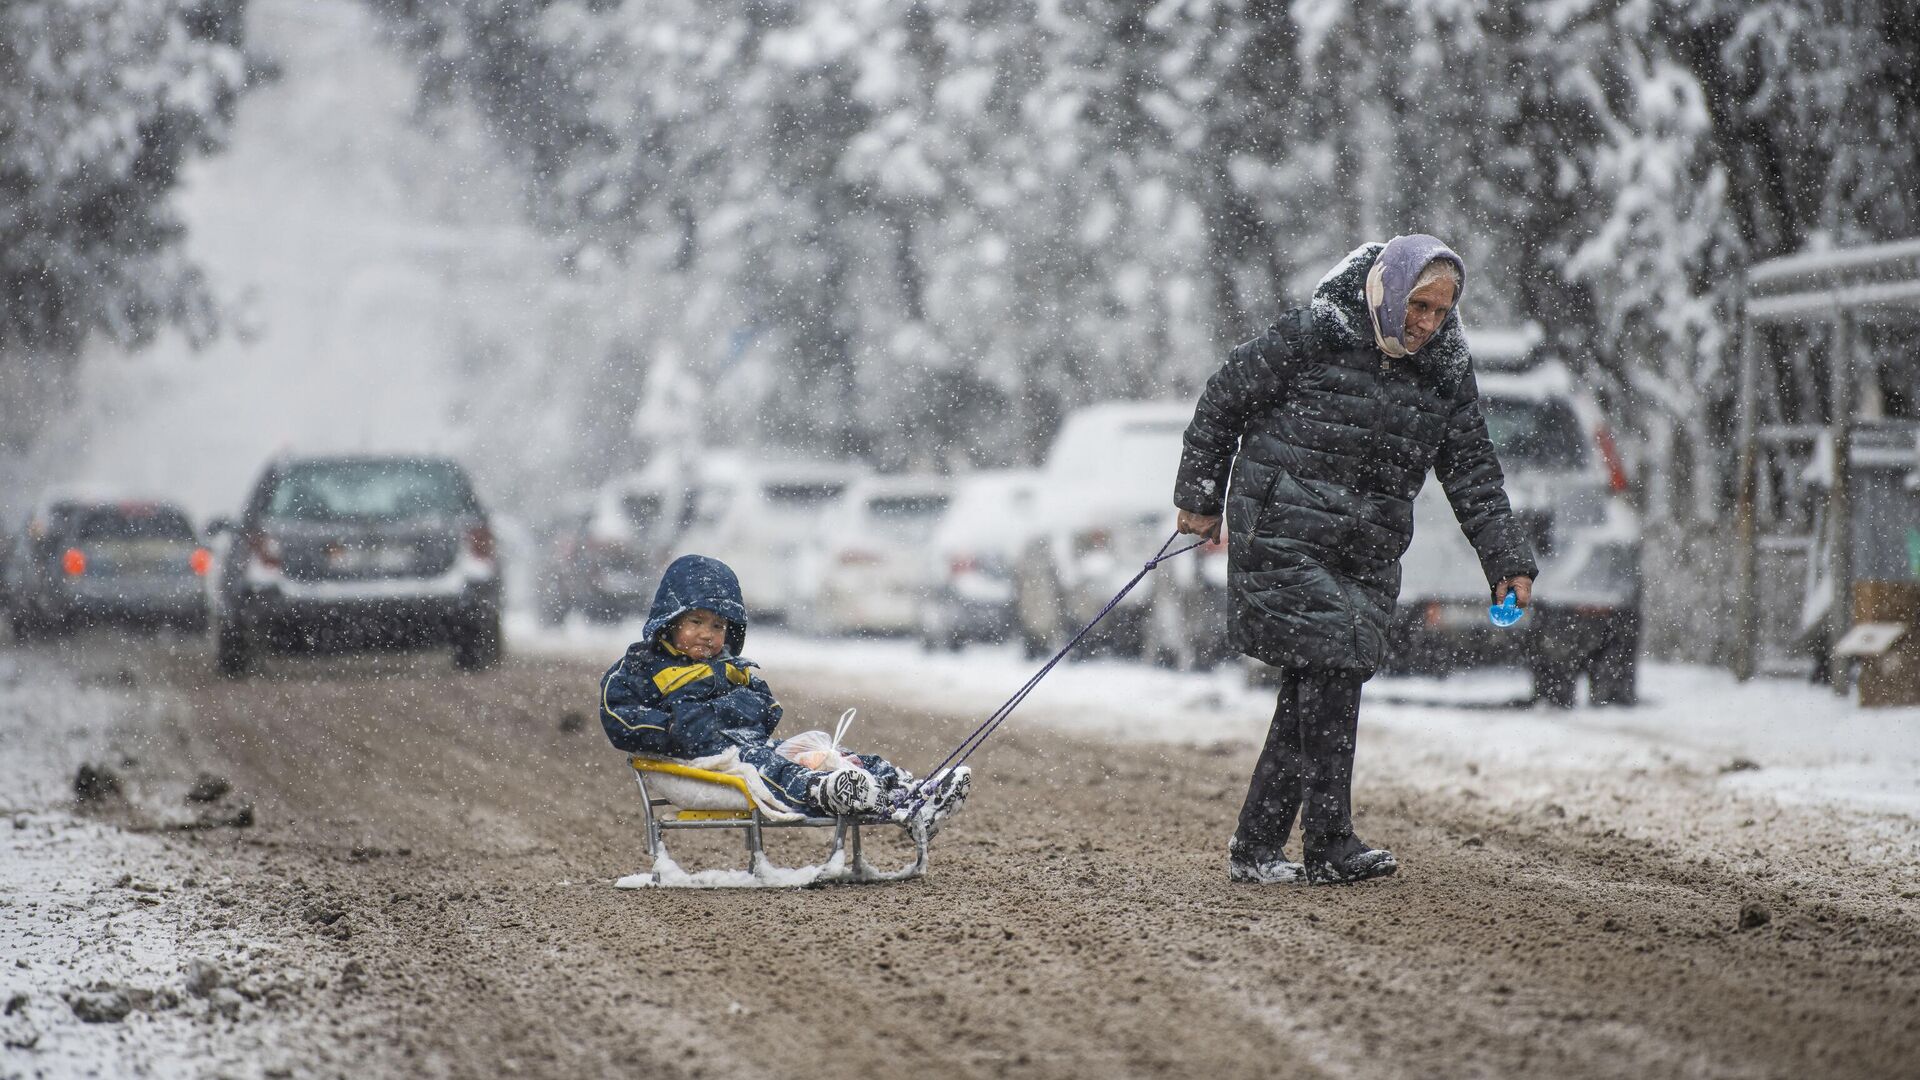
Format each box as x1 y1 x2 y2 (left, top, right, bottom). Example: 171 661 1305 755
5 500 210 637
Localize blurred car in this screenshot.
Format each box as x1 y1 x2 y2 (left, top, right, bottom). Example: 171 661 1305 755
919 469 1039 650
809 475 951 636
3 494 91 635
530 494 595 624
4 499 210 637
670 454 863 623
1386 349 1642 706
543 464 698 624
210 455 503 675
1141 526 1234 670
1012 401 1191 658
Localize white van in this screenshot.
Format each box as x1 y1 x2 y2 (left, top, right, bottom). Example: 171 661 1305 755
670 454 865 622
1012 402 1191 657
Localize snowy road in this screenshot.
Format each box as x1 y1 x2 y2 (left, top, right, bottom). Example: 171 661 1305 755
3 628 1919 1078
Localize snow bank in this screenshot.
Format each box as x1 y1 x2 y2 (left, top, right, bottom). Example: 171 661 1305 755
0 636 318 1076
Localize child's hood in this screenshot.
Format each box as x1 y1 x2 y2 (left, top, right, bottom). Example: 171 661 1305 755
642 554 750 655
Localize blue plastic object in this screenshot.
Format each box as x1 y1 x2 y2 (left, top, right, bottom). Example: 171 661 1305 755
1488 592 1524 627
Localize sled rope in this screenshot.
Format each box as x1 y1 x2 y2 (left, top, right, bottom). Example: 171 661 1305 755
906 530 1208 811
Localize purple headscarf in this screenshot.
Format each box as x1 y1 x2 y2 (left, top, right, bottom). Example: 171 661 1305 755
1364 234 1465 357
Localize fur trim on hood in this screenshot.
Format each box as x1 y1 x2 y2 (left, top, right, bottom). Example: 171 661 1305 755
1309 242 1472 390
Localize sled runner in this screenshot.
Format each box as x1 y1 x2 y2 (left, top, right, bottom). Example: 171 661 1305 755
616 755 929 889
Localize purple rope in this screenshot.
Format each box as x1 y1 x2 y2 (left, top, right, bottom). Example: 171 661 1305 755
905 530 1208 812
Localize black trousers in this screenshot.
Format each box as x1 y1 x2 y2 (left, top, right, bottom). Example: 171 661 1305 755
1233 668 1364 857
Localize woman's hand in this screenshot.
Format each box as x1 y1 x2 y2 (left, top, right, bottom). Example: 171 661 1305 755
1176 509 1222 540
1493 575 1534 609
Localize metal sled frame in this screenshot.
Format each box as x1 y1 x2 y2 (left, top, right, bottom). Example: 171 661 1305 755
627 756 928 886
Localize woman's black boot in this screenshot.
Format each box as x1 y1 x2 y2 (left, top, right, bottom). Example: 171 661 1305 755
1303 833 1397 884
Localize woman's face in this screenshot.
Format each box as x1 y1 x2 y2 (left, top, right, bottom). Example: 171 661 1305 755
1403 277 1457 353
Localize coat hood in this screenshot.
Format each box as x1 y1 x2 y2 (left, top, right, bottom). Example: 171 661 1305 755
642 554 749 655
1309 240 1472 390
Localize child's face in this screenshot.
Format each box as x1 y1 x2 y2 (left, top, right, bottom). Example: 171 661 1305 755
668 608 728 661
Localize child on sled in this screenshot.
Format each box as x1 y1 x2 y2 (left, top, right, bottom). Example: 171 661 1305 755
598 554 970 824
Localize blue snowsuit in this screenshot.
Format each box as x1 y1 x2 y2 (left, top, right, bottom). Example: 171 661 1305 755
598 554 901 814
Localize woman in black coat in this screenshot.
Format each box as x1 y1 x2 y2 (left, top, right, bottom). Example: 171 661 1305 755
1173 234 1537 884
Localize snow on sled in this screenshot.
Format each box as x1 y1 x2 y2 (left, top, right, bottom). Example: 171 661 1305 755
615 755 931 889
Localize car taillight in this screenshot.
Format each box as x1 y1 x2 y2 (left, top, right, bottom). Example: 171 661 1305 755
190 548 212 576
467 525 496 561
949 555 978 576
249 533 282 569
62 548 86 576
1596 424 1629 495
1074 529 1112 556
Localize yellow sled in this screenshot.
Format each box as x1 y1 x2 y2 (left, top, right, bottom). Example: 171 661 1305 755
616 756 929 888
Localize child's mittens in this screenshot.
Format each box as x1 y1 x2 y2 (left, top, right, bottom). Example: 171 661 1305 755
666 705 724 747
712 686 776 731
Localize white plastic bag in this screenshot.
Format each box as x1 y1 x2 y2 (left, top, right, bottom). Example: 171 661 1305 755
776 708 865 773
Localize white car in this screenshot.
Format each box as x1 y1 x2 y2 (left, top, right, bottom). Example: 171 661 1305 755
1013 402 1191 657
918 469 1039 649
551 462 699 622
810 475 952 636
1141 526 1234 670
670 454 864 622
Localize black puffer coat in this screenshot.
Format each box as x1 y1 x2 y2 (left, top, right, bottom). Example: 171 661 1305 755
1173 244 1538 676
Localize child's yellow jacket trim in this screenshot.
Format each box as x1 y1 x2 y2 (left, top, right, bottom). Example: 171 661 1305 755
652 660 753 695
653 663 714 695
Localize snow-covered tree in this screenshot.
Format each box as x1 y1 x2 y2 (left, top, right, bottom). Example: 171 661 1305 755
366 0 1920 659
0 0 254 451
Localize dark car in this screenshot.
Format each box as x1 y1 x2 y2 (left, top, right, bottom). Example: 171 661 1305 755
210 456 503 675
4 499 211 638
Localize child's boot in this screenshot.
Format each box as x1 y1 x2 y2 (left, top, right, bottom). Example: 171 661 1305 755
926 765 971 823
894 766 971 834
810 767 884 816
